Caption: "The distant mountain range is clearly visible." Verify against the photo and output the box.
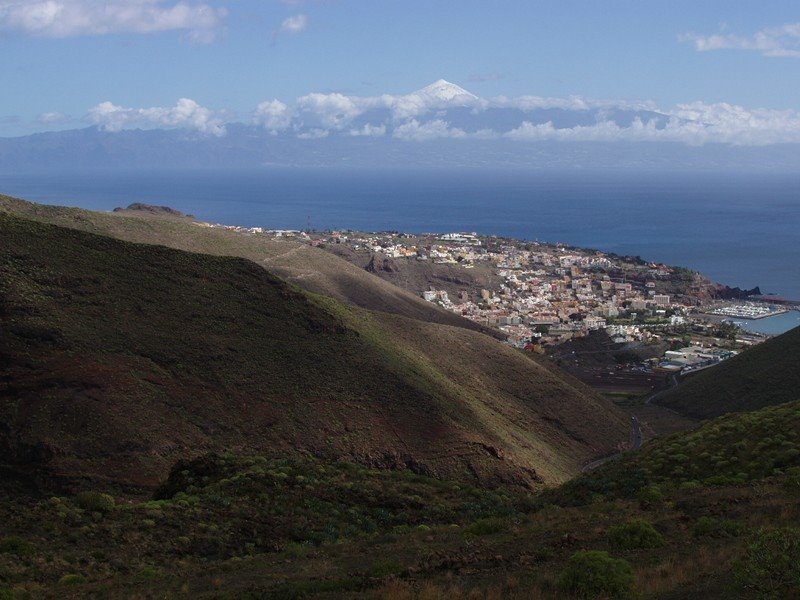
[4,80,800,171]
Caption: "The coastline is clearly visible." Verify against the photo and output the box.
[1,168,798,299]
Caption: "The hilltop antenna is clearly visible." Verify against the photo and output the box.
[306,215,311,233]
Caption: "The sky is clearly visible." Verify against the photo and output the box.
[2,0,800,140]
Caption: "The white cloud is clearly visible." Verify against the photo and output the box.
[297,128,329,139]
[680,23,800,58]
[37,111,68,124]
[503,103,800,147]
[88,98,225,135]
[297,92,368,128]
[0,0,227,42]
[392,119,467,142]
[491,94,658,112]
[279,13,307,34]
[253,99,292,132]
[349,123,386,137]
[293,82,800,146]
[504,119,661,143]
[666,102,800,145]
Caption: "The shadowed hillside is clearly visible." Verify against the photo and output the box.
[654,326,800,420]
[0,194,502,339]
[0,213,628,493]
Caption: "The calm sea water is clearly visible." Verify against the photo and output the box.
[2,168,799,303]
[731,310,800,335]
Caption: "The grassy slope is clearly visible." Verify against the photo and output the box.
[0,213,628,492]
[0,194,502,339]
[655,325,800,420]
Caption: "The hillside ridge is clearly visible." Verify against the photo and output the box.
[0,193,503,339]
[0,211,629,493]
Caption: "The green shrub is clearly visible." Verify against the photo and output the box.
[0,535,34,557]
[636,485,663,509]
[283,542,309,559]
[464,517,507,536]
[59,574,87,586]
[75,491,115,513]
[734,528,800,597]
[608,519,664,550]
[557,550,636,599]
[784,467,800,493]
[0,587,12,600]
[693,516,744,538]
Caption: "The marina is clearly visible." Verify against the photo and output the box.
[709,301,788,320]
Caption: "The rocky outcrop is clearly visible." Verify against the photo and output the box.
[714,285,761,300]
[113,203,193,218]
[365,254,399,273]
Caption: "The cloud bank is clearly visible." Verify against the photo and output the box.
[504,103,800,146]
[0,0,227,42]
[88,98,225,135]
[80,81,800,146]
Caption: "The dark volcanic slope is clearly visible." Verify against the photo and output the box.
[0,213,628,492]
[656,325,800,420]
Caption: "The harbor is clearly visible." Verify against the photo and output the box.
[728,309,800,336]
[708,301,789,320]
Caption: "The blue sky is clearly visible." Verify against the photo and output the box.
[2,0,800,137]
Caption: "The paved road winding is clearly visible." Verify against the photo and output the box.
[644,373,680,406]
[582,371,692,473]
[582,415,643,472]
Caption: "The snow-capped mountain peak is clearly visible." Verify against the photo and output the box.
[415,79,479,103]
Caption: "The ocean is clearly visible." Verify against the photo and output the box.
[2,168,799,301]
